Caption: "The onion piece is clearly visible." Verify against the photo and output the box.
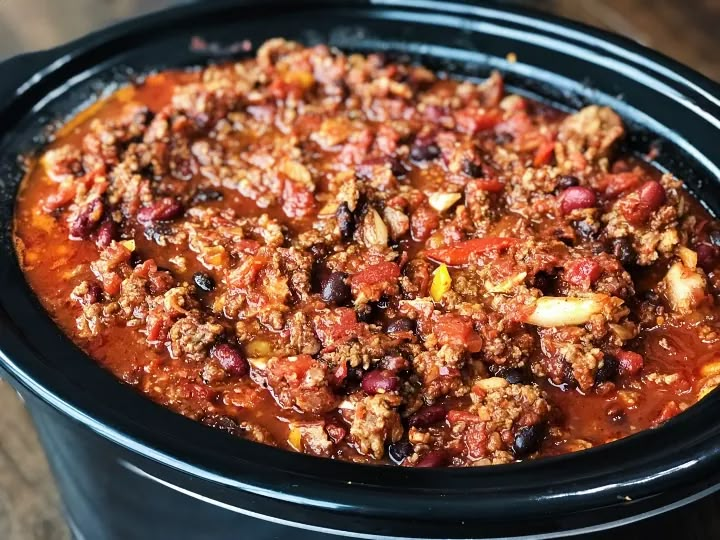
[525,294,618,327]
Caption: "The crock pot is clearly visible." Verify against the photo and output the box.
[1,1,720,538]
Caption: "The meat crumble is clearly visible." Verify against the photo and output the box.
[13,39,720,466]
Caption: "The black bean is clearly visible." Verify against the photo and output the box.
[336,202,355,242]
[501,367,528,385]
[193,272,215,292]
[533,271,554,294]
[410,141,440,161]
[388,441,414,464]
[574,220,598,241]
[595,354,619,384]
[387,317,416,334]
[356,303,377,323]
[611,238,635,266]
[192,189,224,204]
[461,159,484,178]
[709,230,720,248]
[322,272,351,305]
[512,423,546,458]
[556,175,580,191]
[389,157,408,178]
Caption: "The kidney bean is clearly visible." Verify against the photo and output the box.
[408,404,446,428]
[211,343,249,377]
[512,423,546,458]
[193,272,215,292]
[415,450,448,467]
[595,354,619,384]
[356,303,377,323]
[696,243,719,272]
[556,174,580,191]
[95,219,117,248]
[388,441,414,464]
[69,199,104,239]
[137,197,184,224]
[325,423,347,444]
[387,317,416,334]
[361,370,400,394]
[560,186,597,214]
[638,181,666,211]
[322,271,351,305]
[336,202,355,241]
[81,282,103,306]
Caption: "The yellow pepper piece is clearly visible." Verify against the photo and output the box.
[288,425,303,451]
[430,263,452,302]
[119,239,136,252]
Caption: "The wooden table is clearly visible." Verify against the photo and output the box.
[0,1,717,538]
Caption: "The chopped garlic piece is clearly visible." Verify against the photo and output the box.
[663,261,707,314]
[428,192,462,213]
[430,263,452,301]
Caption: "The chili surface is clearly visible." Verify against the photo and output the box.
[13,40,720,466]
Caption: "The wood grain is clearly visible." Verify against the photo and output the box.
[0,1,718,539]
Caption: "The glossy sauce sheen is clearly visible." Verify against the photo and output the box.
[13,40,720,466]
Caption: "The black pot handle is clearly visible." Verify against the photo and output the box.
[0,47,71,119]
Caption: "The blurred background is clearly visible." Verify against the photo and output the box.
[0,0,718,80]
[0,1,717,539]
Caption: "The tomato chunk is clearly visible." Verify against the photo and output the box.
[433,314,483,353]
[349,262,401,286]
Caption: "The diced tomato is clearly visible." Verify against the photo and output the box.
[134,259,158,278]
[603,172,643,198]
[410,206,440,242]
[330,361,348,386]
[453,107,503,134]
[282,180,315,218]
[533,139,556,167]
[349,262,401,286]
[496,111,533,138]
[617,350,644,376]
[314,308,359,347]
[433,314,483,353]
[43,182,77,211]
[652,401,681,427]
[469,177,505,193]
[566,258,602,287]
[424,237,520,266]
[464,423,489,460]
[101,273,122,296]
[227,256,268,288]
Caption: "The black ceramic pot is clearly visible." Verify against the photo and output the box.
[2,1,720,539]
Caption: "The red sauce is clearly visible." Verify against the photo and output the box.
[13,39,720,466]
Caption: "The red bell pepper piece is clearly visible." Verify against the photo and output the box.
[424,237,520,265]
